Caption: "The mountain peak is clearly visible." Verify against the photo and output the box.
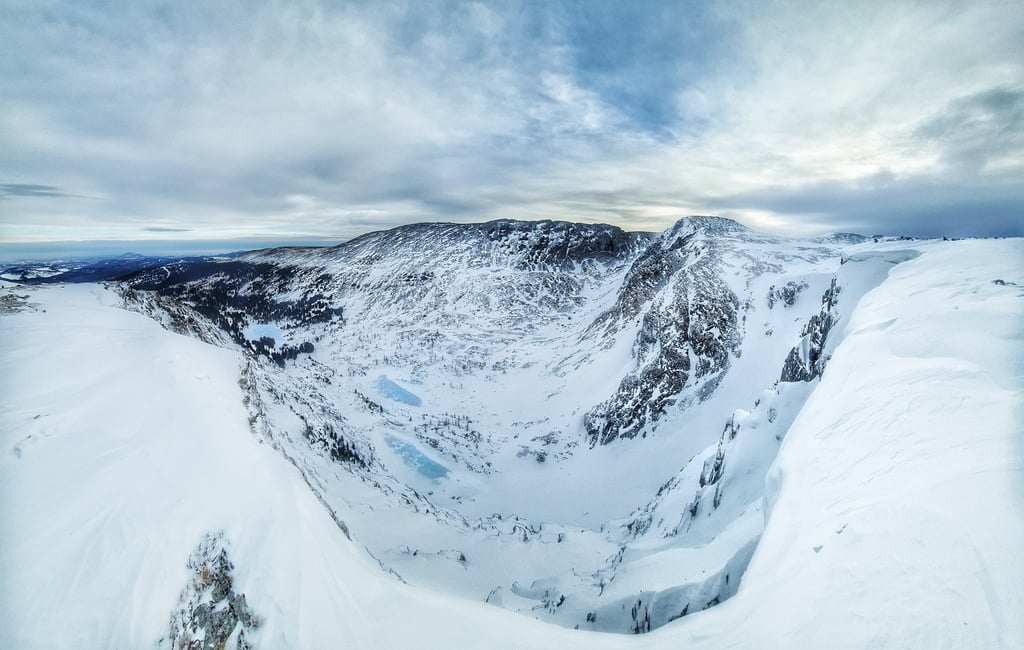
[669,215,750,236]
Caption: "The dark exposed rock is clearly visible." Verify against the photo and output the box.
[626,513,653,538]
[699,442,726,487]
[0,291,39,314]
[630,598,652,634]
[780,277,841,382]
[160,532,261,650]
[336,219,648,271]
[688,495,700,519]
[479,219,648,269]
[723,412,741,440]
[584,219,743,445]
[766,280,808,309]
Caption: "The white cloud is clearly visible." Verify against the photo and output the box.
[0,0,1020,243]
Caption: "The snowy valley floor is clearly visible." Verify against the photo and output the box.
[1,238,1022,648]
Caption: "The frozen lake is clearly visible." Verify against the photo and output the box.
[377,376,422,407]
[243,322,287,345]
[385,435,449,479]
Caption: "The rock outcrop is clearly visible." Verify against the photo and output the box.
[584,219,743,445]
[780,277,841,382]
[160,533,261,650]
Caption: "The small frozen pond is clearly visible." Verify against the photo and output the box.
[243,322,287,345]
[385,435,449,479]
[377,376,422,407]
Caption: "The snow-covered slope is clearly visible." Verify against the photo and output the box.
[2,229,1021,647]
[664,238,1024,647]
[110,217,871,632]
[0,283,623,649]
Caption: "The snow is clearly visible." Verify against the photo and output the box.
[1,236,1022,647]
[663,238,1024,647]
[0,284,620,649]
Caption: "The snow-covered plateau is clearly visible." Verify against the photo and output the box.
[1,218,1021,648]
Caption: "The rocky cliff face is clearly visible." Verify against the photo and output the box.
[584,219,744,445]
[780,277,841,382]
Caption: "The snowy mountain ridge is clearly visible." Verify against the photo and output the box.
[2,220,1021,647]
[108,216,889,633]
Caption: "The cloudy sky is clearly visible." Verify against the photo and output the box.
[1,0,1022,247]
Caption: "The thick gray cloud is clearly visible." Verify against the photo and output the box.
[0,184,79,199]
[0,0,1021,244]
[913,86,1024,174]
[143,226,191,233]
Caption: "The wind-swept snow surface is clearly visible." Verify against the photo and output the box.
[668,239,1024,647]
[0,284,620,649]
[1,236,1021,648]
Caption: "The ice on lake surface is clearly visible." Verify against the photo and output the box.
[243,322,286,344]
[377,375,422,406]
[385,435,449,479]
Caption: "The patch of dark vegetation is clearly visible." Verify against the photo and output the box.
[122,260,336,364]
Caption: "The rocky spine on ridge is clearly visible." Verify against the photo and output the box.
[780,277,841,382]
[583,219,744,445]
